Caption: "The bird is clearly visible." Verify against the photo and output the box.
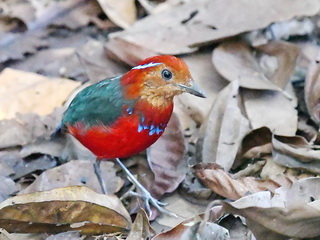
[56,55,206,217]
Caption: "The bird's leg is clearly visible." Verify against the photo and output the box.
[93,159,107,194]
[115,158,177,218]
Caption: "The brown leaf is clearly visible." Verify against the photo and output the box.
[0,176,17,202]
[153,212,228,240]
[97,0,137,29]
[10,155,57,181]
[154,192,208,230]
[146,113,187,199]
[243,89,298,136]
[305,49,320,123]
[77,39,129,83]
[0,0,35,29]
[0,112,62,149]
[51,1,103,29]
[256,41,301,89]
[212,41,281,91]
[0,186,131,234]
[12,48,78,79]
[109,0,320,55]
[174,49,228,130]
[272,134,320,174]
[0,33,48,63]
[0,0,105,63]
[0,68,80,120]
[105,37,158,66]
[196,81,250,171]
[234,127,272,169]
[19,160,123,195]
[221,178,320,239]
[127,209,156,240]
[195,163,293,200]
[45,232,84,240]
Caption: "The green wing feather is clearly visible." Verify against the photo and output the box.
[61,76,134,129]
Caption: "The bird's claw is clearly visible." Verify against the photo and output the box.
[121,190,177,218]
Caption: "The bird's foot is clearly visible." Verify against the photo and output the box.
[115,158,177,218]
[93,160,107,194]
[121,190,177,218]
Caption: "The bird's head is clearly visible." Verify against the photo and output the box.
[121,55,206,107]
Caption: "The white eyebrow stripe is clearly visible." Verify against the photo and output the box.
[132,62,162,70]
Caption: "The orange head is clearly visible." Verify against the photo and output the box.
[121,55,206,107]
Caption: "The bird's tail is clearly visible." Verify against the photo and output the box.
[51,123,64,140]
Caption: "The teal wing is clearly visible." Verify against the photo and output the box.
[61,76,134,129]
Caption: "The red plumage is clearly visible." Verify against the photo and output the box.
[68,100,173,159]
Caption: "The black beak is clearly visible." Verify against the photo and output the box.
[177,82,207,98]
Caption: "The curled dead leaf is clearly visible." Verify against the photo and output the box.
[196,81,250,171]
[19,160,123,195]
[105,37,158,66]
[234,127,272,169]
[212,41,281,91]
[256,41,300,89]
[109,0,320,55]
[272,134,320,174]
[0,186,131,234]
[243,89,298,136]
[0,68,80,120]
[146,113,187,199]
[153,210,228,240]
[305,50,320,124]
[127,208,155,240]
[0,111,62,149]
[221,178,320,239]
[195,163,293,200]
[97,0,137,29]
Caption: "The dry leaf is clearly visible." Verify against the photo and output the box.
[234,127,272,169]
[0,112,62,149]
[221,178,320,239]
[153,212,228,240]
[272,134,320,174]
[195,163,292,201]
[13,39,128,83]
[0,0,104,63]
[0,0,99,30]
[146,113,187,199]
[52,1,103,29]
[0,176,17,202]
[0,68,80,120]
[0,33,47,63]
[219,215,252,240]
[174,49,228,130]
[109,0,320,55]
[155,192,207,229]
[12,48,78,78]
[305,50,320,123]
[212,41,281,91]
[97,0,137,29]
[243,89,298,136]
[127,209,156,240]
[19,160,123,195]
[256,41,300,89]
[0,186,131,234]
[197,81,250,171]
[0,0,35,29]
[77,39,128,83]
[10,155,57,181]
[105,37,158,66]
[46,232,84,240]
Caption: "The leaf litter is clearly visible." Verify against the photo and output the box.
[1,0,320,239]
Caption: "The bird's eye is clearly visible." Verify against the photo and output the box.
[161,69,173,81]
